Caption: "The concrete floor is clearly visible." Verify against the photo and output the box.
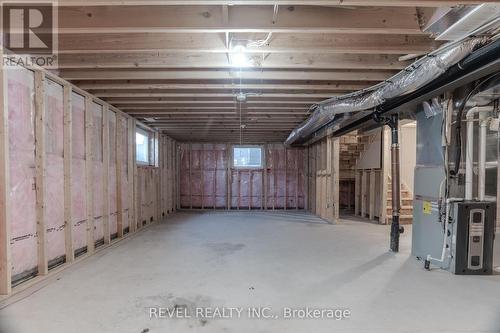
[1,211,499,333]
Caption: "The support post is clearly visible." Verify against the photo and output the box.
[0,55,11,294]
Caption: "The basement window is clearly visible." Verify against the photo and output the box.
[136,127,157,166]
[233,146,263,168]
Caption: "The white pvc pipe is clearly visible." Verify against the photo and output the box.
[427,197,463,265]
[478,112,488,201]
[465,106,492,200]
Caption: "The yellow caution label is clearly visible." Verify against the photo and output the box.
[423,201,432,215]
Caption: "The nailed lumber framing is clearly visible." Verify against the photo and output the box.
[332,137,340,223]
[115,114,124,237]
[0,53,12,295]
[34,71,48,276]
[263,144,268,210]
[380,128,390,225]
[63,84,75,261]
[85,96,96,254]
[354,170,360,216]
[102,105,111,244]
[361,170,367,218]
[1,63,171,299]
[128,118,136,232]
[369,169,376,221]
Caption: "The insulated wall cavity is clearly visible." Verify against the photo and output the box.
[71,92,87,251]
[7,68,37,279]
[45,79,65,263]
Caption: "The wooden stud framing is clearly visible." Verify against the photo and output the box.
[0,64,168,298]
[226,144,231,209]
[34,71,48,276]
[128,118,136,231]
[361,170,367,218]
[201,144,204,210]
[380,128,390,224]
[354,170,360,216]
[189,143,192,209]
[102,105,111,244]
[284,147,288,210]
[213,143,217,210]
[84,96,95,254]
[115,114,123,237]
[263,144,268,210]
[332,137,340,223]
[63,84,75,261]
[0,52,12,295]
[369,169,376,220]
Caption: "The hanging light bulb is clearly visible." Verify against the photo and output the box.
[230,45,251,67]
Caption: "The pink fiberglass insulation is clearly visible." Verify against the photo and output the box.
[92,102,104,241]
[214,145,228,208]
[8,68,37,276]
[45,79,65,262]
[71,92,87,251]
[179,143,304,209]
[179,144,228,209]
[179,143,190,208]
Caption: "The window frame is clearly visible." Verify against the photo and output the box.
[232,145,264,169]
[135,125,158,166]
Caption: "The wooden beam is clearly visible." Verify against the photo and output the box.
[57,53,408,70]
[85,96,95,254]
[57,5,424,35]
[63,84,75,262]
[9,0,486,6]
[58,33,440,55]
[60,69,397,81]
[75,82,372,91]
[94,92,340,99]
[34,71,48,276]
[0,50,12,295]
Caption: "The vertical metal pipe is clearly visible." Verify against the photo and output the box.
[390,114,402,252]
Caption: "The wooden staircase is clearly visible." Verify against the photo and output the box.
[339,132,370,177]
[386,178,413,224]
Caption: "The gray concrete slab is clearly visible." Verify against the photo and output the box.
[1,211,499,333]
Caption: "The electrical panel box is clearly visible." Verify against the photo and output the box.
[449,202,496,275]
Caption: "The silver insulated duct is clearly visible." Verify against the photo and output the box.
[285,37,488,145]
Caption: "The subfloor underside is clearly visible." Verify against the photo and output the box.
[1,211,499,333]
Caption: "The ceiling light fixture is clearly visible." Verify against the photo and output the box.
[230,45,251,67]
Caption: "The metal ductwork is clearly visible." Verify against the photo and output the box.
[424,4,500,41]
[285,36,489,146]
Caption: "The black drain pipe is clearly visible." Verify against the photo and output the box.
[374,112,404,252]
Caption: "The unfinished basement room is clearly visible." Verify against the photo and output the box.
[0,1,500,332]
